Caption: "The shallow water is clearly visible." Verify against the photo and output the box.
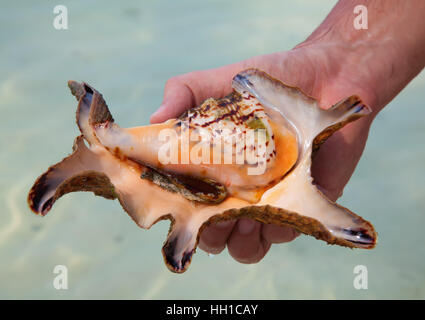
[0,0,424,299]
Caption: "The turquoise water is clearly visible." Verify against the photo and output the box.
[1,0,424,299]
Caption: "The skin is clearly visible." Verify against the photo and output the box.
[150,0,425,264]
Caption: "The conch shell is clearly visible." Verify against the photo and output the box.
[28,69,377,273]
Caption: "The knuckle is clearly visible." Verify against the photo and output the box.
[165,71,200,89]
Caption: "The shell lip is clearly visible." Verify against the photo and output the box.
[162,242,195,273]
[330,226,377,249]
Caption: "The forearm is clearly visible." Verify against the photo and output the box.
[298,0,425,113]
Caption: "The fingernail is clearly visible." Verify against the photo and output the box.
[238,218,255,235]
[215,221,232,229]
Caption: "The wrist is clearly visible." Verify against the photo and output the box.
[293,39,382,114]
[296,0,425,114]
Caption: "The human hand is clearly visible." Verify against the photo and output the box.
[150,42,377,263]
[150,0,425,264]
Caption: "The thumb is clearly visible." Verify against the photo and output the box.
[150,78,196,123]
[150,64,245,124]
